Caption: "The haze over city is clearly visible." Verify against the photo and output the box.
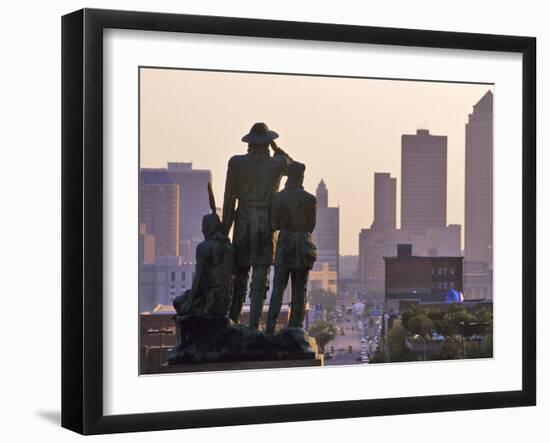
[140,67,493,254]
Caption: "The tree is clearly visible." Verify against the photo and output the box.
[309,288,337,316]
[368,347,385,364]
[308,320,338,353]
[386,322,416,362]
[439,336,463,360]
[406,311,433,338]
[437,304,476,336]
[479,334,493,358]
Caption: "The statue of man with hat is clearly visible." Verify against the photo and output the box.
[222,122,293,329]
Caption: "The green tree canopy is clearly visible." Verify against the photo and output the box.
[437,305,476,336]
[402,310,433,338]
[439,336,463,360]
[308,320,338,353]
[386,321,416,362]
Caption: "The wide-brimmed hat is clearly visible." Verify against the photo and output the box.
[241,122,279,144]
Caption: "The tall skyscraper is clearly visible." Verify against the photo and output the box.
[316,179,328,208]
[166,162,212,261]
[358,172,399,295]
[313,180,339,293]
[465,91,493,268]
[141,163,212,261]
[401,129,447,236]
[139,170,180,257]
[372,172,396,230]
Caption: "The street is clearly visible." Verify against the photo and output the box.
[325,302,381,366]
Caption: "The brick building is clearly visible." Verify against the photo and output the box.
[384,244,463,312]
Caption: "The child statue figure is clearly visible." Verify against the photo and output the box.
[266,162,317,335]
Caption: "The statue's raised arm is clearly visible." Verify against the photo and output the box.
[269,140,293,164]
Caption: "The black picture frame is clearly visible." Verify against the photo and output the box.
[61,8,536,435]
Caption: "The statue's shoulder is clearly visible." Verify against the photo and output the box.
[303,190,317,204]
[195,239,212,257]
[227,153,248,167]
[206,233,234,250]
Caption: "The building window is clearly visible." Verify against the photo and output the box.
[181,272,186,281]
[450,268,455,275]
[170,272,176,281]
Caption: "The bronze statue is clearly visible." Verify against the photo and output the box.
[173,183,234,320]
[266,162,317,334]
[222,122,292,329]
[168,132,320,366]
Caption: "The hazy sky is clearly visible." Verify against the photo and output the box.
[140,68,493,255]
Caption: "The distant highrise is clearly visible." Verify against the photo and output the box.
[139,256,195,311]
[401,129,447,236]
[166,163,212,261]
[308,262,338,294]
[359,171,402,295]
[313,180,339,292]
[141,163,212,261]
[465,91,493,268]
[339,255,359,280]
[316,179,328,208]
[139,223,156,264]
[139,171,180,257]
[410,225,461,257]
[372,172,396,230]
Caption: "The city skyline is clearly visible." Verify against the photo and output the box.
[140,67,493,254]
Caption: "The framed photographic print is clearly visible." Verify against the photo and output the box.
[61,8,536,435]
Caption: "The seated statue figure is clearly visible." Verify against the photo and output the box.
[173,183,234,320]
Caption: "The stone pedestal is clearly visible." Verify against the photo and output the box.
[159,357,323,374]
[167,316,322,367]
